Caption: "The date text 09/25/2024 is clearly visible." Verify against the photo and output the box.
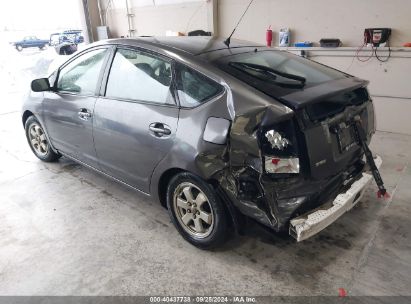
[149,296,256,303]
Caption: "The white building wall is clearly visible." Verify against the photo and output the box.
[103,0,209,37]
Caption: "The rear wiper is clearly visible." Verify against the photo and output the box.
[229,61,306,87]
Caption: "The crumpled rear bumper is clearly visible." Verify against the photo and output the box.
[289,155,382,242]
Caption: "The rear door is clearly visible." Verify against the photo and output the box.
[42,47,111,168]
[93,47,179,193]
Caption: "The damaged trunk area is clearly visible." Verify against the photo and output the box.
[219,79,376,236]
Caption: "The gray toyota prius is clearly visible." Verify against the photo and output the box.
[23,36,381,249]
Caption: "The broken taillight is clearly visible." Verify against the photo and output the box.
[260,119,300,175]
[265,156,300,174]
[265,130,291,150]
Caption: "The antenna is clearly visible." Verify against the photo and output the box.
[224,0,255,48]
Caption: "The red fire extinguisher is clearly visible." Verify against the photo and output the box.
[266,26,273,47]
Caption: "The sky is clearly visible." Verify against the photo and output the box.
[0,0,82,32]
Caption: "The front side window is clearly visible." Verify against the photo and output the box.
[176,64,224,108]
[105,48,173,104]
[57,48,108,95]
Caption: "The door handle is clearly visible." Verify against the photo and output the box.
[149,123,171,137]
[78,108,92,120]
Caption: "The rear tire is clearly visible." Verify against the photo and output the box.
[25,116,61,162]
[60,47,68,55]
[167,172,229,249]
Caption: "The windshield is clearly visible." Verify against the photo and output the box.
[216,50,349,97]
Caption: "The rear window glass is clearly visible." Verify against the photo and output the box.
[225,50,346,85]
[176,64,224,107]
[216,50,350,99]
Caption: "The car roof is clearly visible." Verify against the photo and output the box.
[103,36,262,56]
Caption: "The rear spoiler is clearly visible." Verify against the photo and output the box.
[279,77,369,110]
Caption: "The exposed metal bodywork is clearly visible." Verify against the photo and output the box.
[22,37,378,240]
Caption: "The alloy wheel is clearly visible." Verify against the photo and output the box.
[173,182,214,238]
[29,123,49,156]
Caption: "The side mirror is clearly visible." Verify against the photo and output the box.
[31,78,51,92]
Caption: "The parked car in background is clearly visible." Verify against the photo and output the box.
[50,30,84,55]
[12,36,49,51]
[23,37,379,249]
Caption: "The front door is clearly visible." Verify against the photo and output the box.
[93,47,179,193]
[43,47,110,168]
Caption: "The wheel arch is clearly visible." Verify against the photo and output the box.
[156,168,244,233]
[157,168,218,208]
[23,112,59,155]
[157,168,186,208]
[207,177,246,234]
[22,110,34,127]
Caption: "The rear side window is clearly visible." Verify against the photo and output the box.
[105,48,174,105]
[176,64,224,108]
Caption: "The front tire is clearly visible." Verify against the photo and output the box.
[16,45,23,51]
[167,172,229,249]
[25,116,60,162]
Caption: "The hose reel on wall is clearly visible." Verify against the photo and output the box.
[357,28,392,62]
